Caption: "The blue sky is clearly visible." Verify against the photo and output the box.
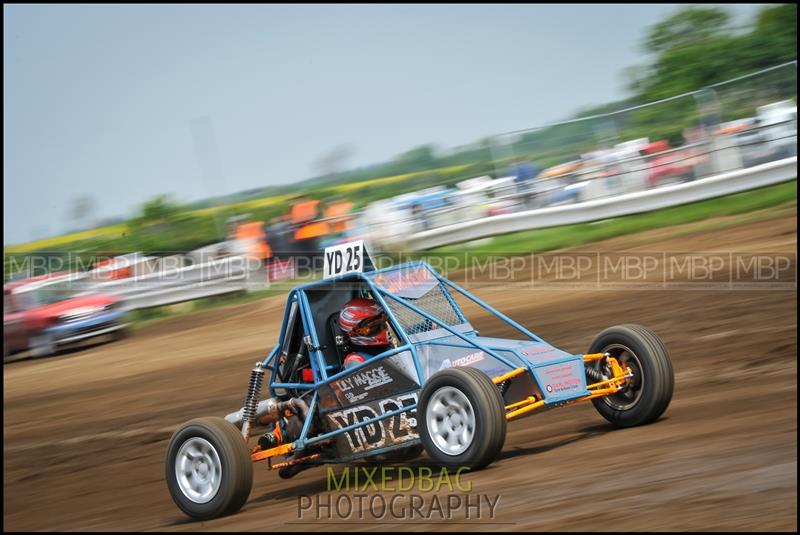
[3,4,763,244]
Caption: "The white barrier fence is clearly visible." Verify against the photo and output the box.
[402,156,798,251]
[47,157,795,310]
[86,255,266,310]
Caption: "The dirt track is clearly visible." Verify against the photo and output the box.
[3,211,798,532]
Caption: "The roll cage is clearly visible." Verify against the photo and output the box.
[250,261,631,464]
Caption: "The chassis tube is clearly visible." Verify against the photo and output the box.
[434,273,547,344]
[367,279,427,385]
[294,391,319,449]
[377,288,534,375]
[297,290,327,381]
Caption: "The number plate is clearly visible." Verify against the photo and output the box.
[323,240,368,279]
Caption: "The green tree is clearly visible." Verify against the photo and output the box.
[644,6,731,54]
[750,4,797,65]
[631,4,796,103]
[138,195,180,224]
[392,145,439,173]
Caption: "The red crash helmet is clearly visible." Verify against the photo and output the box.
[339,297,389,346]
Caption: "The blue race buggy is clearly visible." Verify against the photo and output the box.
[165,253,674,520]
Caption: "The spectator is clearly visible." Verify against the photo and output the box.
[512,157,542,208]
[411,201,429,231]
[266,215,291,262]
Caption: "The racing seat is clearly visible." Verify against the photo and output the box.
[325,312,350,371]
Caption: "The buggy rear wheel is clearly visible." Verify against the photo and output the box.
[165,417,253,520]
[588,324,674,428]
[418,367,506,470]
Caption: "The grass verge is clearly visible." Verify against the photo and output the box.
[429,180,797,259]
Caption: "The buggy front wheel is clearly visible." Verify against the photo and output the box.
[418,367,506,470]
[165,417,253,520]
[588,324,674,428]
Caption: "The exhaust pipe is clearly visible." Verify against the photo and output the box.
[225,397,307,428]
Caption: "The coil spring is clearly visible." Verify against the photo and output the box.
[497,380,510,395]
[242,364,265,425]
[586,366,606,382]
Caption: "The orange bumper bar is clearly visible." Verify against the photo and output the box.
[495,354,631,421]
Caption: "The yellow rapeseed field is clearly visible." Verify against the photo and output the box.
[4,224,129,254]
[4,163,473,253]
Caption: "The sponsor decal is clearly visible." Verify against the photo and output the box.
[344,390,369,403]
[326,360,419,409]
[521,345,556,356]
[327,393,419,453]
[335,366,393,393]
[438,351,485,371]
[520,344,568,363]
[545,378,582,394]
[372,267,438,298]
[540,361,584,396]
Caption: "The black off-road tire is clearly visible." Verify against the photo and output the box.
[165,417,253,520]
[418,367,506,470]
[588,324,674,428]
[113,323,131,341]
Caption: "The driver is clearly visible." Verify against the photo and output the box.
[338,297,392,369]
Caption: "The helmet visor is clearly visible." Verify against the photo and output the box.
[352,313,387,337]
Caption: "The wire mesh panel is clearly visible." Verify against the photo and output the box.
[384,284,468,337]
[370,265,472,340]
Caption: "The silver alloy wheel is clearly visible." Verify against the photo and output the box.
[426,386,476,456]
[29,334,55,358]
[601,343,645,411]
[175,437,222,504]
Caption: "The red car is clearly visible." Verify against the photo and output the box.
[641,140,697,188]
[3,272,128,358]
